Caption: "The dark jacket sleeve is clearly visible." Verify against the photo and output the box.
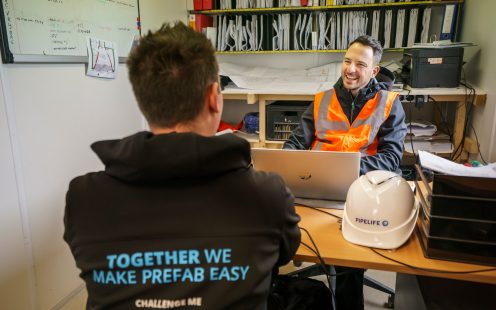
[360,96,407,174]
[283,102,316,150]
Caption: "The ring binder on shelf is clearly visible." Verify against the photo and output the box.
[440,4,457,40]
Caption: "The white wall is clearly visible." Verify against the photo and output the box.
[461,0,496,162]
[0,63,142,309]
[0,75,32,309]
[140,0,189,32]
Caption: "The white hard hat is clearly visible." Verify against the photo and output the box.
[342,170,419,249]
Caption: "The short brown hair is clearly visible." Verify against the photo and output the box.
[127,22,218,127]
[348,35,383,65]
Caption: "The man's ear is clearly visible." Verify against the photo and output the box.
[206,82,221,113]
[371,65,380,78]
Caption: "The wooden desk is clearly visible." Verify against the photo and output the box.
[294,206,496,284]
[223,86,487,160]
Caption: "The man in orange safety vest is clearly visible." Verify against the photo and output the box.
[284,35,407,310]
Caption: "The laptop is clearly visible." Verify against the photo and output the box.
[251,148,360,209]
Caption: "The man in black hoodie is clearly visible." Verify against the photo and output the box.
[64,22,301,309]
[284,36,407,310]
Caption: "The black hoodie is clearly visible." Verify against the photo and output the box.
[64,132,301,309]
[284,67,407,174]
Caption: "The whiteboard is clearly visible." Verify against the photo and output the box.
[0,0,140,63]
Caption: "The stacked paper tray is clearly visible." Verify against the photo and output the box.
[415,166,496,266]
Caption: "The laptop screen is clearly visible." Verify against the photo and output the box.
[251,148,360,201]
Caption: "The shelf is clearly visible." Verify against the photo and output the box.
[233,131,260,143]
[191,1,463,15]
[216,48,404,55]
[264,140,285,149]
[221,87,485,160]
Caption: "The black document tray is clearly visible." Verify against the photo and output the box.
[417,222,496,267]
[418,189,496,243]
[415,165,496,266]
[416,165,496,221]
[432,174,496,198]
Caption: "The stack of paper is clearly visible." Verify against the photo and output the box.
[404,139,453,154]
[419,151,496,178]
[219,62,340,93]
[404,121,453,155]
[406,121,437,137]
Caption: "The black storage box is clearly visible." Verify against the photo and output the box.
[266,101,309,141]
[415,167,496,266]
[403,48,464,88]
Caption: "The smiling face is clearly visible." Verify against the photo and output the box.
[341,42,380,96]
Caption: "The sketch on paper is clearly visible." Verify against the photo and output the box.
[86,37,117,79]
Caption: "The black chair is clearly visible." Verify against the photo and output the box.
[287,264,395,308]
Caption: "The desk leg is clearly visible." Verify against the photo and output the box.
[452,100,466,162]
[394,274,427,310]
[259,98,266,146]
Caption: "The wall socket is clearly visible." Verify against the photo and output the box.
[415,95,429,108]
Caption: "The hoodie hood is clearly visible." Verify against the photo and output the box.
[374,66,396,91]
[91,131,251,184]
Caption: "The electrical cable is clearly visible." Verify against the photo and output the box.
[406,89,418,164]
[470,123,488,165]
[454,83,474,160]
[428,96,452,142]
[450,83,469,160]
[451,68,476,161]
[296,203,343,221]
[458,78,486,164]
[299,227,335,298]
[298,206,496,277]
[298,241,360,277]
[370,248,496,274]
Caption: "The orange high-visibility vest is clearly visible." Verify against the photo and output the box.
[311,89,397,156]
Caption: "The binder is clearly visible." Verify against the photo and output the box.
[329,12,336,50]
[371,10,380,41]
[406,8,419,47]
[440,4,457,40]
[195,14,213,33]
[257,15,264,50]
[420,7,431,43]
[320,12,328,49]
[383,10,393,48]
[194,0,203,10]
[205,27,217,47]
[203,0,213,10]
[394,9,405,48]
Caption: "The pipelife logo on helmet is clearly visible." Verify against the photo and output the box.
[354,218,389,227]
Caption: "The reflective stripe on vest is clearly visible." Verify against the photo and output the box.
[311,89,397,156]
